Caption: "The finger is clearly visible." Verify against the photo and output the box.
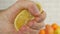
[28,4,40,17]
[27,20,45,30]
[18,25,28,34]
[18,25,37,34]
[19,25,32,33]
[34,11,46,23]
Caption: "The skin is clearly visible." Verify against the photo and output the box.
[0,0,46,34]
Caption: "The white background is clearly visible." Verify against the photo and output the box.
[0,0,60,25]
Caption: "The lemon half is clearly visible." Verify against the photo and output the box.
[14,3,43,31]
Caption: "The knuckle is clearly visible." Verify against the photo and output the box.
[28,2,35,7]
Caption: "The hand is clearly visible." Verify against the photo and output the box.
[0,0,46,34]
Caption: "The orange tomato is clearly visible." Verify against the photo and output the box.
[39,29,45,34]
[52,23,58,30]
[45,24,54,34]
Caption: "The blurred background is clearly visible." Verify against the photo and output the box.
[0,0,60,25]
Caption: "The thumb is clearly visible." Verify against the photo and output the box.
[1,1,24,23]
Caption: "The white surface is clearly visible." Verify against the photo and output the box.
[0,0,60,25]
[0,0,16,10]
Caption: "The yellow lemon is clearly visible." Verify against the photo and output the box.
[14,3,43,31]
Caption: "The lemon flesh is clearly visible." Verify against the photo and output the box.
[14,3,43,31]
